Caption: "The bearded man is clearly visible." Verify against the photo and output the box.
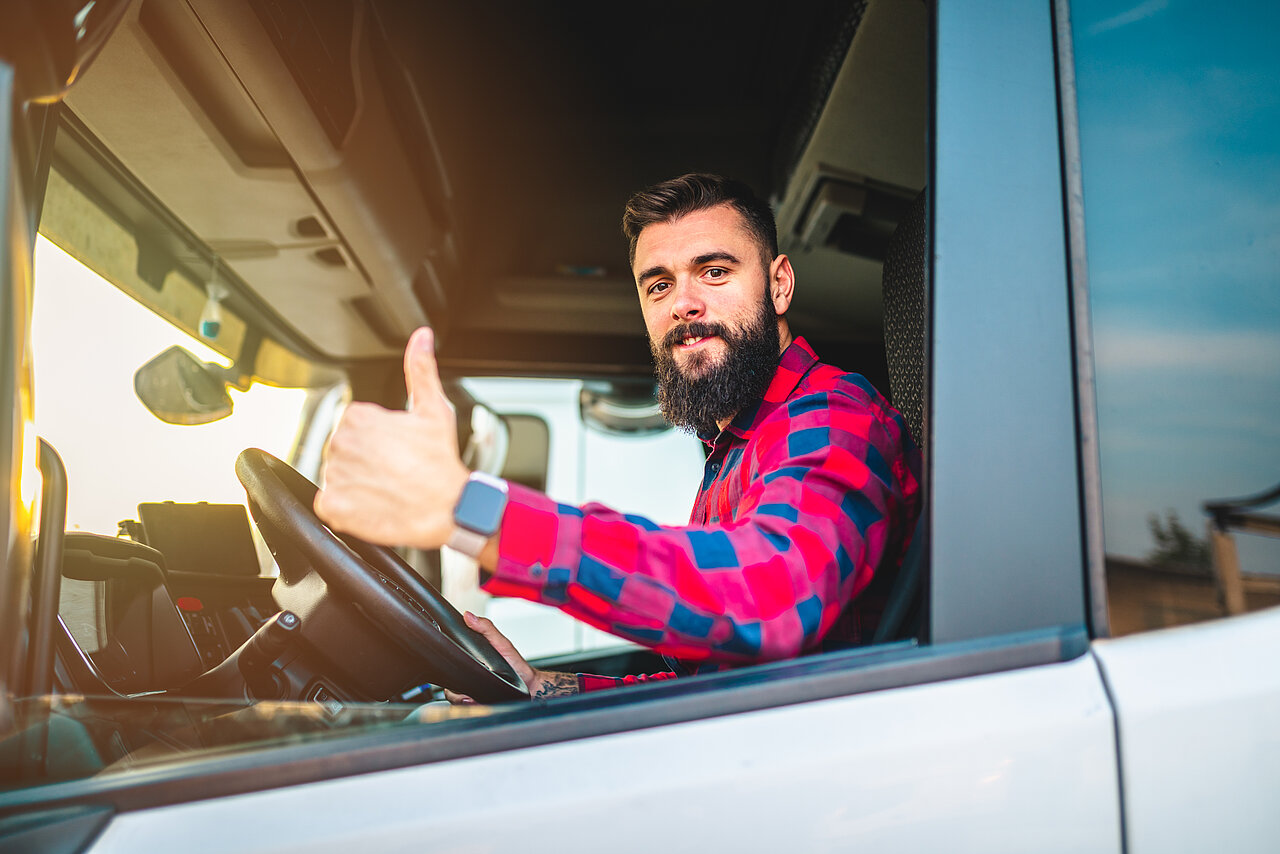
[315,173,921,701]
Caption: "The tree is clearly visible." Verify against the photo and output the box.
[1146,509,1210,569]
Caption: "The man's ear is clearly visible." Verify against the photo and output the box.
[769,254,796,315]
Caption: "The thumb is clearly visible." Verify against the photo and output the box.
[404,326,445,415]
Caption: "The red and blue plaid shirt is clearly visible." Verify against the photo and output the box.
[484,337,921,692]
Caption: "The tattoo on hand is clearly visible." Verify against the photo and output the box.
[532,671,579,699]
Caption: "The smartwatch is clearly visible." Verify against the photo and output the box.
[447,471,509,557]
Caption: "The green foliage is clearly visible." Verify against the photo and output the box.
[1146,509,1210,568]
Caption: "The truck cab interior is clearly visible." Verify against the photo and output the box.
[3,0,927,789]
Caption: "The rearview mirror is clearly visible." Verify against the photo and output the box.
[133,346,234,425]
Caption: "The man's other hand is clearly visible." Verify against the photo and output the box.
[445,612,580,704]
[314,327,469,550]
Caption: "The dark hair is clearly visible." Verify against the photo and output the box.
[621,173,778,267]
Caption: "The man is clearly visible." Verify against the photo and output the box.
[315,173,921,701]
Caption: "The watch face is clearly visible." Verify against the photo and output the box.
[457,480,508,534]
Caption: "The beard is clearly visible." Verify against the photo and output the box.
[650,293,782,436]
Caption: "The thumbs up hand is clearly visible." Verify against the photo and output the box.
[315,327,469,550]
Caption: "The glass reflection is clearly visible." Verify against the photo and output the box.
[1073,0,1280,632]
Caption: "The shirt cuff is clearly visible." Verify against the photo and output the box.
[578,671,680,692]
[578,673,623,692]
[480,481,569,599]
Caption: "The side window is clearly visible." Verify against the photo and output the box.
[1073,3,1280,634]
[500,414,551,493]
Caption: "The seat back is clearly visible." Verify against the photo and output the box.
[881,189,927,449]
[61,533,204,692]
[872,189,928,644]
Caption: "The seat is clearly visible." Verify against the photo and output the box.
[60,533,204,693]
[872,189,929,644]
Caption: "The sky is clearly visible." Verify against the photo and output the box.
[1072,0,1280,568]
[30,237,308,540]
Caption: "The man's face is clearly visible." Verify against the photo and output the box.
[632,204,787,434]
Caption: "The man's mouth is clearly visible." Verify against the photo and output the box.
[658,323,727,361]
[676,334,716,350]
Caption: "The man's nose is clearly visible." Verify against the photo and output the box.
[670,280,705,320]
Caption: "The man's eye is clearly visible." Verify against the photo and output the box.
[648,281,671,296]
[706,268,727,280]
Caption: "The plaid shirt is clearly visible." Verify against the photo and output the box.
[484,337,921,692]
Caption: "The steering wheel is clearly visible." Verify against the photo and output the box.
[234,448,528,704]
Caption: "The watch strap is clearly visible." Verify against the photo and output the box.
[446,525,492,558]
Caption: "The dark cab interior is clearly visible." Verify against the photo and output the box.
[2,0,928,787]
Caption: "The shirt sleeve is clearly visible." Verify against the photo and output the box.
[577,671,678,693]
[483,389,920,665]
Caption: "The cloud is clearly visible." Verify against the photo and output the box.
[1092,326,1280,376]
[1086,0,1170,36]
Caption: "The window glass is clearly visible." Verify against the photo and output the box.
[1073,1,1280,633]
[31,236,310,569]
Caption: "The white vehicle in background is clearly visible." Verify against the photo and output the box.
[448,377,704,660]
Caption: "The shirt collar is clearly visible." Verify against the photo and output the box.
[699,336,819,446]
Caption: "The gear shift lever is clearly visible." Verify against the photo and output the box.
[238,610,300,700]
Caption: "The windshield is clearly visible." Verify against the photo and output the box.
[31,236,310,564]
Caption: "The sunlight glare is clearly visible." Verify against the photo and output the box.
[31,236,311,538]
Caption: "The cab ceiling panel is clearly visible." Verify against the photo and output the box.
[64,0,442,360]
[373,0,894,377]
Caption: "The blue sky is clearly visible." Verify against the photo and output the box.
[1072,0,1280,565]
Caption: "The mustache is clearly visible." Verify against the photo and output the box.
[660,321,730,350]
